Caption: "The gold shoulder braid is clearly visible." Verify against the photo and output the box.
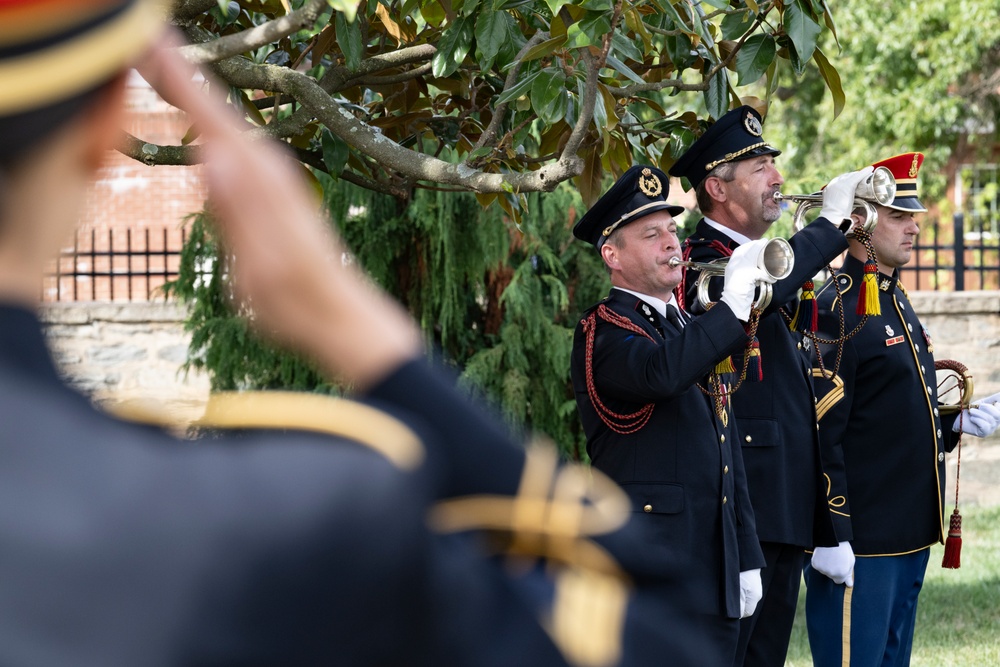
[428,443,631,667]
[109,392,425,471]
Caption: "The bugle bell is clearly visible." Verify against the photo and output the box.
[668,237,795,311]
[936,359,975,416]
[774,166,897,235]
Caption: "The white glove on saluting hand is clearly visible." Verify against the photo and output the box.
[719,239,776,321]
[739,569,762,619]
[811,541,855,587]
[818,166,874,225]
[953,400,1000,438]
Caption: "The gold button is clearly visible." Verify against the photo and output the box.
[720,434,726,443]
[797,342,802,350]
[722,496,728,504]
[644,504,652,513]
[724,465,729,474]
[745,435,752,443]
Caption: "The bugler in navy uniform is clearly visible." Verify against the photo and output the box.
[570,164,775,665]
[0,3,756,665]
[668,105,876,667]
[806,152,1000,667]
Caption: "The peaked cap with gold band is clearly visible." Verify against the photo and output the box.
[668,105,781,190]
[871,152,927,213]
[572,165,684,249]
[0,0,165,161]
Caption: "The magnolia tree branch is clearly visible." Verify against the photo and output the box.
[470,31,549,154]
[126,44,580,193]
[560,49,599,160]
[179,0,328,65]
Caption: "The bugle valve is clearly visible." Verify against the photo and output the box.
[774,166,897,235]
[668,237,795,311]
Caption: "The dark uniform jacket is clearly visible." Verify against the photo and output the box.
[0,303,706,667]
[813,255,959,555]
[571,288,765,620]
[679,218,848,549]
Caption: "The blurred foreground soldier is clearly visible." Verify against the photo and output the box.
[806,152,1000,667]
[570,165,776,665]
[0,2,716,665]
[668,105,875,667]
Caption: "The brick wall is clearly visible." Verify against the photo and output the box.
[44,78,207,302]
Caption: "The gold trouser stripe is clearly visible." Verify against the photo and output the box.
[842,579,854,667]
[195,391,424,470]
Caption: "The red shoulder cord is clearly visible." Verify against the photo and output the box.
[581,304,656,434]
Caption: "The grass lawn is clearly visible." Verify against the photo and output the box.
[784,505,1000,666]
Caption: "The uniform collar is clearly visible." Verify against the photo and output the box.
[703,217,753,246]
[840,254,899,293]
[611,287,682,319]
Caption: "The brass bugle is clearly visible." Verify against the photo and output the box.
[774,166,897,235]
[668,237,795,310]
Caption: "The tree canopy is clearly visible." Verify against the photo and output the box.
[146,0,843,215]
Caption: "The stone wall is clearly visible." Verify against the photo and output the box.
[41,302,209,425]
[909,291,1000,507]
[41,293,1000,504]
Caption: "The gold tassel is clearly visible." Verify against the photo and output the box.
[715,356,736,374]
[857,259,881,316]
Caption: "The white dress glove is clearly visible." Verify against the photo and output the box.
[953,401,1000,438]
[719,239,774,321]
[818,166,875,225]
[811,541,855,587]
[739,568,763,619]
[974,391,1000,406]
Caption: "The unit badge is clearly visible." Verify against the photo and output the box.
[744,112,763,137]
[638,168,662,197]
[885,325,894,337]
[922,325,935,353]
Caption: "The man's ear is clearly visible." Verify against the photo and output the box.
[703,176,726,203]
[600,243,619,271]
[77,74,129,170]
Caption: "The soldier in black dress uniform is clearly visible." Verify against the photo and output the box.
[0,3,735,664]
[668,105,876,667]
[806,152,1000,667]
[570,164,784,665]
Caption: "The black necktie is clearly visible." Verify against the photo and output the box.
[664,305,684,333]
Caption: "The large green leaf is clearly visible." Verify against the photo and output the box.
[812,46,845,119]
[720,8,755,41]
[475,11,515,71]
[495,70,542,104]
[432,16,475,78]
[530,69,569,125]
[785,0,822,63]
[565,13,611,49]
[326,0,359,22]
[605,54,645,85]
[321,129,350,177]
[519,35,567,63]
[703,66,729,120]
[735,33,775,85]
[335,11,363,71]
[610,29,644,64]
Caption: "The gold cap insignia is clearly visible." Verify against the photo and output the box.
[909,154,920,178]
[638,168,662,197]
[744,112,763,137]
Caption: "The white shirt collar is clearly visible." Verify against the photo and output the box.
[612,287,682,319]
[704,216,753,246]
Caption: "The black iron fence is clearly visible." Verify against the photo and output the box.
[42,215,999,302]
[43,227,187,302]
[899,213,1000,291]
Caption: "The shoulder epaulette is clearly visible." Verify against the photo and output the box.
[109,392,425,471]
